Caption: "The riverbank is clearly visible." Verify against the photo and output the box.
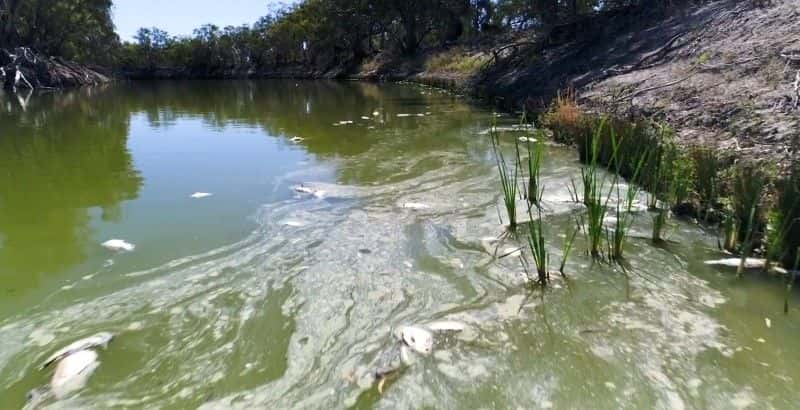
[351,0,799,171]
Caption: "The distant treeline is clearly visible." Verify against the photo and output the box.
[1,0,673,73]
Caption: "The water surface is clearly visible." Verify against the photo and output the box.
[1,81,798,409]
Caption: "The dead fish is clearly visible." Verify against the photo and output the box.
[101,239,135,252]
[402,202,430,210]
[292,184,326,198]
[26,333,114,407]
[289,136,304,143]
[40,332,113,370]
[190,192,213,199]
[395,325,433,355]
[704,258,766,269]
[425,320,466,333]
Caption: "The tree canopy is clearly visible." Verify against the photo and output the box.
[0,0,117,63]
[1,0,664,69]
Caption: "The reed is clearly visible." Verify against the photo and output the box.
[785,249,799,314]
[490,122,519,229]
[525,136,545,208]
[691,146,721,220]
[777,157,800,269]
[737,205,758,278]
[581,119,615,259]
[722,208,738,252]
[732,162,767,247]
[608,144,647,261]
[527,206,550,285]
[559,221,579,275]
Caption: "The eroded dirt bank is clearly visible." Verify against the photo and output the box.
[358,0,799,167]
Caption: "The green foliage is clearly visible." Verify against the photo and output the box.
[732,161,768,250]
[527,206,549,285]
[777,158,800,268]
[0,0,117,63]
[491,122,520,229]
[690,146,721,217]
[523,134,545,208]
[559,222,579,275]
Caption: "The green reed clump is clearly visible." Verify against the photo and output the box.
[691,146,721,220]
[650,133,692,242]
[490,122,519,229]
[608,143,648,261]
[732,161,768,252]
[527,206,550,285]
[777,157,800,269]
[524,136,545,208]
[737,205,758,278]
[581,119,614,258]
[721,207,738,252]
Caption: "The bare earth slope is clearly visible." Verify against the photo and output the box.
[472,0,799,166]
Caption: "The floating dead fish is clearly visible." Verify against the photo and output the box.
[289,136,304,143]
[292,184,326,198]
[425,320,466,333]
[396,113,413,118]
[704,258,766,269]
[373,321,467,394]
[101,239,135,252]
[518,136,537,143]
[337,120,354,125]
[27,333,114,406]
[282,220,306,227]
[50,350,100,399]
[402,202,430,210]
[361,116,371,120]
[40,332,113,369]
[372,111,380,116]
[396,325,433,355]
[190,192,213,199]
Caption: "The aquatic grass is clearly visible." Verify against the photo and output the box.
[732,161,768,253]
[691,146,721,220]
[526,206,550,285]
[721,208,738,252]
[607,143,648,261]
[652,208,668,243]
[525,136,545,208]
[490,121,520,229]
[581,119,615,259]
[785,249,799,314]
[777,157,800,268]
[559,222,579,275]
[737,205,758,278]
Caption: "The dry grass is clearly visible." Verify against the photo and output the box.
[540,89,585,144]
[426,49,490,75]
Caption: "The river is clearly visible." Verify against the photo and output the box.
[0,81,798,409]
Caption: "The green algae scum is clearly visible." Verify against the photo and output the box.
[2,81,800,409]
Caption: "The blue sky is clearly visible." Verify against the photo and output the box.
[113,0,292,41]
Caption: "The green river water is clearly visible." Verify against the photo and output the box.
[0,81,798,409]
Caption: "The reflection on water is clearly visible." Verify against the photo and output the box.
[0,87,142,293]
[1,82,799,409]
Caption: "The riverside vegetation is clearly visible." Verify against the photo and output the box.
[492,93,800,306]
